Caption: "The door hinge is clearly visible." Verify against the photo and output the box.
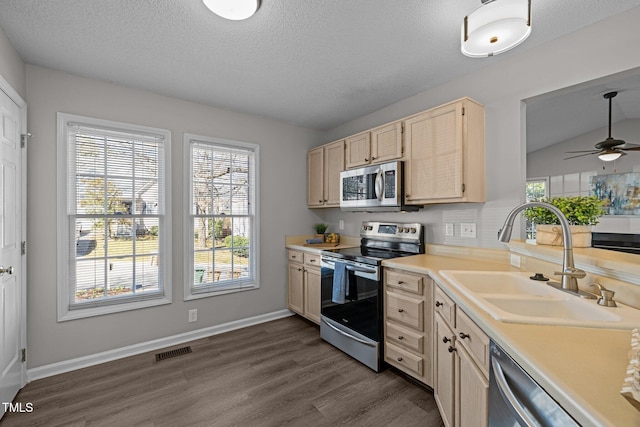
[21,132,32,148]
[21,348,26,363]
[21,241,26,255]
[462,107,465,116]
[462,183,466,193]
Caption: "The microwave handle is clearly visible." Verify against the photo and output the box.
[374,168,384,201]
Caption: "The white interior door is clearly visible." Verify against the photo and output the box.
[0,85,25,418]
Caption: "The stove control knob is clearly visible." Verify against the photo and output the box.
[410,228,417,233]
[368,225,373,230]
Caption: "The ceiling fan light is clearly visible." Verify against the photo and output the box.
[598,151,624,161]
[461,0,531,58]
[202,0,260,20]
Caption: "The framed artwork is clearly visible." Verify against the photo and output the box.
[591,172,640,215]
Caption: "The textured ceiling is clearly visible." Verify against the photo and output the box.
[1,0,640,130]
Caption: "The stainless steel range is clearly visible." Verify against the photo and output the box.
[320,221,424,371]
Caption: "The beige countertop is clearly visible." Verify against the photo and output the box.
[285,234,360,254]
[383,253,640,427]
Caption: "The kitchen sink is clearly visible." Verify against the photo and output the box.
[439,270,640,329]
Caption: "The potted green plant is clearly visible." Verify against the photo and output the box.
[314,223,329,241]
[524,196,605,247]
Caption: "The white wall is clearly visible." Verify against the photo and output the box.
[0,24,25,99]
[25,65,323,368]
[318,7,640,248]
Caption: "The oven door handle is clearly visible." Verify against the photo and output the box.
[321,319,376,347]
[491,357,540,426]
[322,259,377,275]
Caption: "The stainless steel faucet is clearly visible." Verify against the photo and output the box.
[498,201,587,295]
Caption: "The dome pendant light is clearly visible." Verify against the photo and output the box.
[202,0,261,21]
[461,0,531,58]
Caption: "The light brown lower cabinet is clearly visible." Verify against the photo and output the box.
[383,268,433,387]
[433,284,489,427]
[287,249,321,324]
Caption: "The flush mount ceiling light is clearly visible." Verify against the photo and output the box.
[461,0,532,58]
[202,0,260,20]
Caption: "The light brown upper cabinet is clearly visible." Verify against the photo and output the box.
[404,98,485,205]
[345,122,403,169]
[371,121,403,164]
[307,139,345,208]
[345,131,371,169]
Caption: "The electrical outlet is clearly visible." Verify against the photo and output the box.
[339,220,344,230]
[460,223,477,238]
[510,254,521,268]
[445,223,454,237]
[188,309,198,323]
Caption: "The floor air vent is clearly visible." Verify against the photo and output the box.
[155,346,192,362]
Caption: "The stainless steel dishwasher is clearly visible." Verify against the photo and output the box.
[489,340,580,426]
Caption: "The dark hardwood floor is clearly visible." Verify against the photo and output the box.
[2,315,444,427]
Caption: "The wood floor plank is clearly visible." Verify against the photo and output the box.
[2,316,444,426]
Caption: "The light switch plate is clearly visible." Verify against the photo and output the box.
[188,309,198,323]
[339,220,344,230]
[460,223,477,238]
[445,223,454,237]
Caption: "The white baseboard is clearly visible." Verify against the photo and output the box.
[27,309,294,382]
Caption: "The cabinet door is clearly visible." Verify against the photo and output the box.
[345,132,371,169]
[323,140,345,206]
[434,314,456,427]
[456,344,489,427]
[371,121,402,164]
[307,146,325,207]
[304,266,321,324]
[288,262,305,314]
[404,102,463,203]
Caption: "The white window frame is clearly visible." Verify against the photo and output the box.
[183,133,260,301]
[56,113,172,321]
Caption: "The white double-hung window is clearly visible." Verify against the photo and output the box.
[57,113,171,320]
[184,133,259,300]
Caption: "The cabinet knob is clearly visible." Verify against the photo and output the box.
[397,280,404,284]
[443,337,451,344]
[318,200,323,203]
[309,259,315,263]
[371,156,376,160]
[297,268,303,272]
[398,336,404,340]
[435,301,443,307]
[459,332,470,340]
[397,357,403,362]
[448,346,457,353]
[398,308,404,313]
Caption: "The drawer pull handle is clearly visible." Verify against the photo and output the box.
[398,308,404,313]
[297,268,303,272]
[397,280,404,284]
[398,336,404,340]
[459,332,470,340]
[397,357,403,362]
[443,337,451,344]
[292,256,297,259]
[448,346,457,353]
[435,301,443,307]
[309,259,315,262]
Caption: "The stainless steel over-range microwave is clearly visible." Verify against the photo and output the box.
[339,160,418,212]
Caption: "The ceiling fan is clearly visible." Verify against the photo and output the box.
[565,91,640,161]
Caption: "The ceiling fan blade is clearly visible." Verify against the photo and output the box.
[565,150,600,154]
[564,152,599,160]
[622,146,640,151]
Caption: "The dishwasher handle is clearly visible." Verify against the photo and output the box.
[491,357,541,427]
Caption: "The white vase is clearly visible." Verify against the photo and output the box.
[535,224,592,248]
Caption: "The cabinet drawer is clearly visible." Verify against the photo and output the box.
[385,342,423,377]
[386,269,424,295]
[434,285,455,327]
[386,292,423,331]
[386,322,424,354]
[456,308,490,376]
[303,252,321,267]
[288,250,303,263]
